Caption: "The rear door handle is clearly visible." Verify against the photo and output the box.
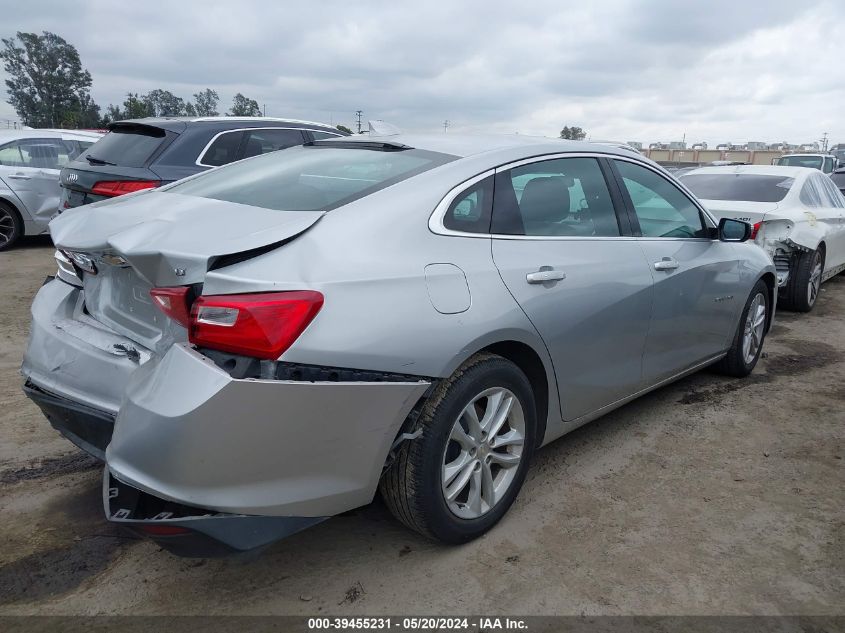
[7,173,31,180]
[526,269,566,284]
[654,258,679,271]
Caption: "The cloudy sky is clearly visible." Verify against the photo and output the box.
[2,0,844,145]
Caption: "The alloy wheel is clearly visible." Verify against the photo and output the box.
[807,253,822,307]
[0,206,15,248]
[441,387,525,519]
[742,292,767,365]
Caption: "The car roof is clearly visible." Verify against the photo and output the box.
[0,129,104,142]
[112,116,338,132]
[681,164,814,179]
[322,133,645,160]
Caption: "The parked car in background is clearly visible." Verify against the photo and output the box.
[58,116,345,210]
[829,147,845,168]
[0,129,103,250]
[831,167,845,196]
[774,153,836,174]
[680,165,845,312]
[24,135,775,556]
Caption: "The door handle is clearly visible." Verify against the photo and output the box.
[7,174,31,180]
[526,269,566,284]
[654,258,679,271]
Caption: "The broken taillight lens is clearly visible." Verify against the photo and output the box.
[150,287,192,328]
[91,180,160,197]
[189,291,324,360]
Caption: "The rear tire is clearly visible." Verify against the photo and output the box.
[380,353,536,544]
[0,202,23,252]
[714,279,769,377]
[780,248,823,312]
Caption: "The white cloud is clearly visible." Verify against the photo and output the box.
[1,0,842,145]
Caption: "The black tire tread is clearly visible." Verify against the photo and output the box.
[780,248,823,313]
[0,200,23,252]
[714,279,769,377]
[380,352,518,540]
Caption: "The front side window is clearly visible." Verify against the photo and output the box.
[615,160,706,238]
[168,145,455,212]
[491,157,620,237]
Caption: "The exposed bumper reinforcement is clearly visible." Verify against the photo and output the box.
[104,469,325,557]
[23,380,115,460]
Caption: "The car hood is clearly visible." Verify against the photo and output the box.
[49,190,324,286]
[700,200,782,224]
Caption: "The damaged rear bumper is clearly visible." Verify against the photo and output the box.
[104,469,325,557]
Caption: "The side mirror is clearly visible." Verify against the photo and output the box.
[719,217,752,242]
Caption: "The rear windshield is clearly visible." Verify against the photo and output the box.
[680,173,794,203]
[831,172,845,189]
[165,144,454,211]
[84,126,167,168]
[776,156,823,169]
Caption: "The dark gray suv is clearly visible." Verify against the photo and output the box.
[59,117,345,209]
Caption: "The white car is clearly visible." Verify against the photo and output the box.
[680,165,845,312]
[775,153,837,174]
[0,129,103,250]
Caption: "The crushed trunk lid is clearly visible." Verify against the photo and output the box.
[49,190,325,286]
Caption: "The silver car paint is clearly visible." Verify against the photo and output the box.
[0,130,103,234]
[23,135,776,521]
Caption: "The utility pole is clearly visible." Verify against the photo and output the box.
[443,119,450,133]
[263,103,266,117]
[355,110,363,134]
[820,132,829,152]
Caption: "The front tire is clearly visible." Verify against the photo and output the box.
[780,248,823,312]
[714,279,769,377]
[380,353,537,544]
[0,202,23,252]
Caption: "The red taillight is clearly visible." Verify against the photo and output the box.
[750,221,762,240]
[135,524,192,536]
[189,291,324,360]
[91,179,160,197]
[150,287,192,328]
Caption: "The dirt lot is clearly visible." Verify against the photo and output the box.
[0,237,842,616]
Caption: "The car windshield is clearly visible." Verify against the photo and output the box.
[777,156,823,169]
[680,173,794,202]
[166,144,455,211]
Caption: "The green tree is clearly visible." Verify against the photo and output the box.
[559,125,586,140]
[143,89,186,116]
[1,31,96,128]
[193,88,219,117]
[336,124,353,135]
[229,92,261,117]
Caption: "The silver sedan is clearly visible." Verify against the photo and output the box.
[22,134,776,555]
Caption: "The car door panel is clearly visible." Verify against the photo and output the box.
[612,158,742,384]
[637,239,743,382]
[493,239,653,420]
[489,155,653,421]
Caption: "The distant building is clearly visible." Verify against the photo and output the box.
[745,141,767,150]
[691,142,708,150]
[626,141,643,150]
[668,141,686,150]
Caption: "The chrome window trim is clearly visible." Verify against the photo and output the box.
[429,151,718,240]
[195,127,342,168]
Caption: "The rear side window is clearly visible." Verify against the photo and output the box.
[167,145,455,211]
[799,176,825,207]
[200,131,244,166]
[241,128,305,159]
[443,176,493,233]
[86,127,167,168]
[680,173,794,203]
[491,157,620,237]
[616,160,706,238]
[0,138,72,169]
[311,131,342,140]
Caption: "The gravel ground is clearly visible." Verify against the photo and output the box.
[0,237,842,616]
